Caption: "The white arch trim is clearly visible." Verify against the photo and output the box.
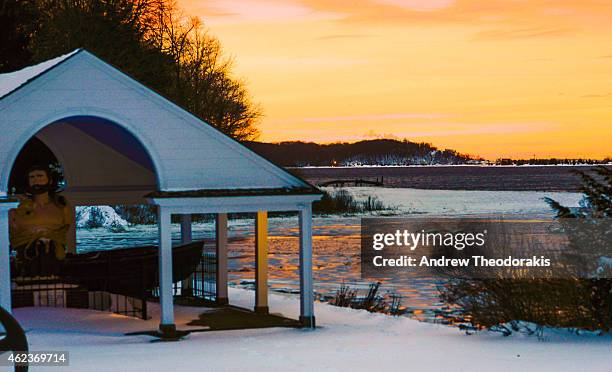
[1,107,165,192]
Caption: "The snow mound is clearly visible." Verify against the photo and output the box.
[76,206,129,231]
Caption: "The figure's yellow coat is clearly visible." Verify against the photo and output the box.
[9,199,69,260]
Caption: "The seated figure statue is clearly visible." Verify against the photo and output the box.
[9,165,73,277]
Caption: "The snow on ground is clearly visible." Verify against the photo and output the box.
[12,288,611,372]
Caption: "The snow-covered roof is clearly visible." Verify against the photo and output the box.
[0,50,80,99]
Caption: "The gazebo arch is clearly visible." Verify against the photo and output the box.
[7,114,160,206]
[2,108,166,195]
[0,49,321,337]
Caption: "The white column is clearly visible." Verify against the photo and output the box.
[255,211,268,314]
[157,206,175,333]
[215,213,229,305]
[180,214,192,244]
[0,200,18,312]
[179,214,193,296]
[299,204,315,328]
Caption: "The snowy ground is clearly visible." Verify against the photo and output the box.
[12,288,611,372]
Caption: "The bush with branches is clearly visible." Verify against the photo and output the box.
[440,166,611,335]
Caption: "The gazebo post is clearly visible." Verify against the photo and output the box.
[299,204,315,328]
[215,213,229,305]
[254,211,268,314]
[179,214,193,296]
[0,201,18,312]
[180,214,192,244]
[157,206,175,335]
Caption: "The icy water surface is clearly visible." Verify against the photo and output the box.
[298,165,610,191]
[76,188,583,321]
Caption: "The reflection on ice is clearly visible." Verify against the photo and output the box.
[75,188,583,322]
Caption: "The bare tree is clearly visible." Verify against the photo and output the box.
[146,0,261,140]
[9,0,261,140]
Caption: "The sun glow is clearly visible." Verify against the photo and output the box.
[179,0,612,159]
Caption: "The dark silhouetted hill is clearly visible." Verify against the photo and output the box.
[244,139,480,167]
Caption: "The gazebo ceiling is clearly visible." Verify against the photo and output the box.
[32,117,158,206]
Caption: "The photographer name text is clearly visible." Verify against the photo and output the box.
[372,255,551,267]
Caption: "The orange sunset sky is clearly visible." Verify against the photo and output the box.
[178,0,611,160]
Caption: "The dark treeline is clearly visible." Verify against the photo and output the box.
[245,139,479,167]
[495,158,611,166]
[0,0,260,140]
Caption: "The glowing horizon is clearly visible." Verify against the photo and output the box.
[179,0,612,160]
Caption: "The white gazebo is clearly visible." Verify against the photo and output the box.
[0,49,321,335]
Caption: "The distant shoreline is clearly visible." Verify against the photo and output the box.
[295,165,611,192]
[290,164,611,169]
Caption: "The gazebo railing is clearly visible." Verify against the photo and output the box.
[152,247,217,304]
[188,250,217,302]
[10,242,217,320]
[11,275,148,320]
[11,277,88,309]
